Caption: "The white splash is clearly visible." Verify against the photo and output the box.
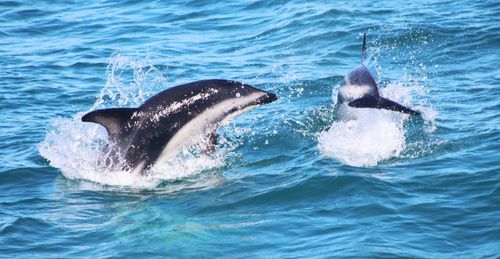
[39,54,226,189]
[39,116,225,189]
[319,82,435,167]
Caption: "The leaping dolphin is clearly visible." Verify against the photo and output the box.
[82,79,278,174]
[337,33,420,116]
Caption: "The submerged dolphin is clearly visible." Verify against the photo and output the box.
[82,79,277,174]
[337,33,420,116]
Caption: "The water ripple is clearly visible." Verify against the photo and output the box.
[0,0,499,257]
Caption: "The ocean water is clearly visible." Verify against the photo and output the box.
[1,0,499,257]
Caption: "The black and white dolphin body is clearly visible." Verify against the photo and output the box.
[337,33,420,116]
[82,79,277,174]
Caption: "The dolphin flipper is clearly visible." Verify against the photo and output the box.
[348,96,420,116]
[203,131,217,155]
[82,108,138,138]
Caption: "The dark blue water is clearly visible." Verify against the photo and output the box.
[1,0,499,257]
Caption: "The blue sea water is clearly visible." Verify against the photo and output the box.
[1,0,499,257]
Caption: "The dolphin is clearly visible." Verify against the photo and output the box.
[337,33,420,116]
[82,79,277,174]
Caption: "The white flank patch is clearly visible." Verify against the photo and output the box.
[152,91,266,171]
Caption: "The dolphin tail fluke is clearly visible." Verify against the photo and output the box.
[348,96,420,116]
[361,32,366,65]
[82,108,138,138]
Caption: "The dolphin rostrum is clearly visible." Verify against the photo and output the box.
[337,33,420,116]
[82,79,278,174]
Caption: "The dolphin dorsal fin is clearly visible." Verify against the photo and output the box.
[361,32,367,65]
[82,108,138,138]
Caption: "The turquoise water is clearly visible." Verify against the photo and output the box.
[1,0,499,257]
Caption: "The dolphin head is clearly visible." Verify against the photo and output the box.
[338,66,379,104]
[249,89,278,106]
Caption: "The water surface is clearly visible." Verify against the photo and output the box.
[1,0,499,257]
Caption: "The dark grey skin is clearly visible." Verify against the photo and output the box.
[337,33,420,116]
[82,79,277,174]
